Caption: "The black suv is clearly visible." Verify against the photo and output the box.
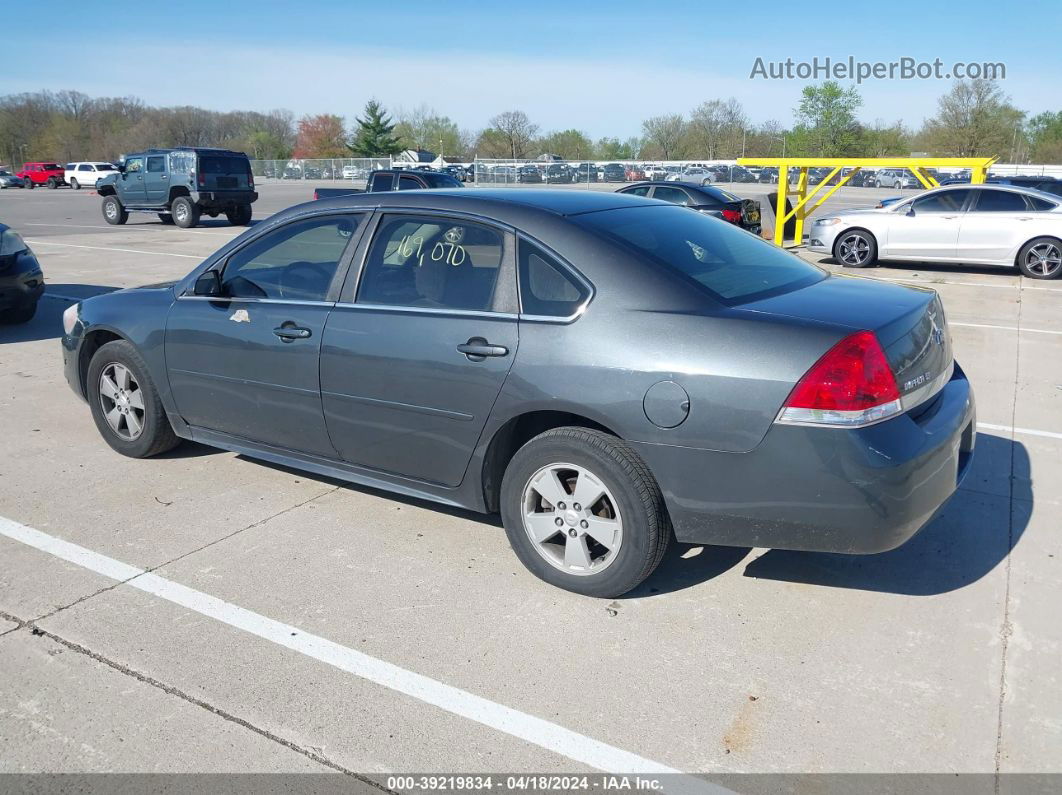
[97,148,258,228]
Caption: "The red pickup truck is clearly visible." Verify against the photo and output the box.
[18,162,66,189]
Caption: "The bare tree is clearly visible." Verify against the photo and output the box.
[641,114,686,160]
[920,79,1024,156]
[488,110,539,158]
[688,98,746,158]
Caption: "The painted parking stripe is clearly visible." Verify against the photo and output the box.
[978,422,1062,441]
[0,516,724,792]
[872,275,1062,293]
[24,240,204,259]
[951,322,1062,336]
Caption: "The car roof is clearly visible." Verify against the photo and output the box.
[297,188,660,221]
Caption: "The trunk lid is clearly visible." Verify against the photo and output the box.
[741,273,953,410]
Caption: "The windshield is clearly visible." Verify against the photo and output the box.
[574,205,824,305]
[199,156,250,175]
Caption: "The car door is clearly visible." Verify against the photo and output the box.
[882,189,971,261]
[956,188,1037,264]
[119,156,147,203]
[78,163,95,186]
[320,211,519,487]
[165,213,365,455]
[143,154,169,204]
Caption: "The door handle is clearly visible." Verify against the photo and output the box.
[273,325,312,342]
[457,337,509,361]
[1017,217,1033,221]
[161,174,168,179]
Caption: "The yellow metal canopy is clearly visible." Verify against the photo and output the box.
[735,156,998,246]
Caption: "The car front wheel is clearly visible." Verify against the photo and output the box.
[101,196,128,225]
[500,427,671,598]
[87,340,180,458]
[25,179,34,189]
[833,229,878,268]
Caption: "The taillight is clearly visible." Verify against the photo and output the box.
[721,208,742,223]
[776,330,902,427]
[197,170,205,186]
[313,189,319,200]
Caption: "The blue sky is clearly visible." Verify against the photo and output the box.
[3,0,1059,137]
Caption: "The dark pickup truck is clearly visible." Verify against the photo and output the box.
[313,169,462,199]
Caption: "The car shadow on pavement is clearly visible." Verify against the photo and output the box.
[185,219,262,230]
[817,256,1014,280]
[741,434,1030,596]
[0,286,114,344]
[625,543,753,598]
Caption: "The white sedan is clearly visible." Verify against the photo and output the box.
[807,184,1062,279]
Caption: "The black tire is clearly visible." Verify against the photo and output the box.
[171,196,200,228]
[873,180,882,189]
[70,178,80,190]
[86,340,180,458]
[101,195,128,225]
[1,302,37,324]
[225,203,253,226]
[833,228,878,268]
[47,177,58,189]
[25,179,34,189]
[500,427,671,598]
[158,213,174,224]
[1016,236,1062,280]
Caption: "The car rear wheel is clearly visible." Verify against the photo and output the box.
[87,340,180,458]
[101,196,128,225]
[834,229,878,268]
[171,197,200,228]
[70,178,80,190]
[47,177,58,189]
[225,204,253,226]
[1017,237,1062,279]
[500,427,671,598]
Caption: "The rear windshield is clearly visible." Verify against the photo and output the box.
[199,156,250,175]
[574,205,824,305]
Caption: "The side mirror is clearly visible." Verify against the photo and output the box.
[193,270,222,297]
[906,206,916,217]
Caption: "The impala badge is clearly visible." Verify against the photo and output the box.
[229,309,250,323]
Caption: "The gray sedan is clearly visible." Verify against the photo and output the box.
[61,189,975,597]
[0,169,25,188]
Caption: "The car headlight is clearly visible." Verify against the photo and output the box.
[62,303,80,335]
[814,217,842,226]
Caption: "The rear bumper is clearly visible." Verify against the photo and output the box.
[0,272,45,311]
[632,365,976,554]
[191,190,258,208]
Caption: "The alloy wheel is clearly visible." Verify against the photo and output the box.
[837,233,872,266]
[98,362,145,440]
[104,201,117,220]
[174,203,188,223]
[521,463,623,576]
[1025,243,1061,277]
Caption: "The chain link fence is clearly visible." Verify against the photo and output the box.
[249,157,392,184]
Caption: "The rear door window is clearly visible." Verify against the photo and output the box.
[398,175,421,190]
[146,156,165,173]
[973,189,1027,212]
[357,215,505,311]
[369,172,394,191]
[650,186,692,205]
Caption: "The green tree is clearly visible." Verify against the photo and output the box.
[394,105,466,158]
[537,129,594,160]
[349,100,402,157]
[791,81,864,156]
[919,79,1024,157]
[1025,110,1062,163]
[486,110,539,159]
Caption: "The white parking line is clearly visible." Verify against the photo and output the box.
[951,322,1062,336]
[24,240,204,259]
[872,275,1062,293]
[978,422,1062,441]
[0,516,722,790]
